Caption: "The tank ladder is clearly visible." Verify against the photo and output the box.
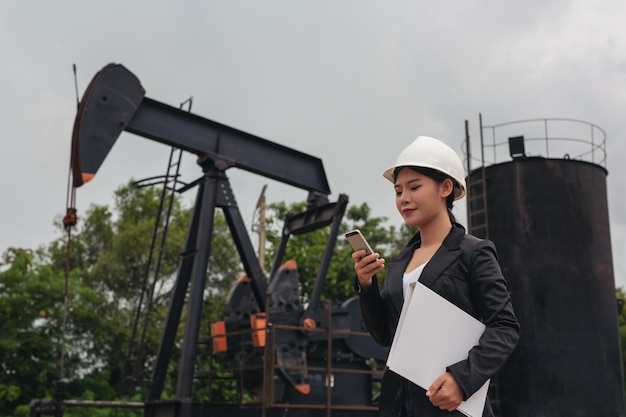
[466,115,489,240]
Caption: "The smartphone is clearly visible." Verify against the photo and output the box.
[345,229,375,256]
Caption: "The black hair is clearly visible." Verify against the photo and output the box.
[393,166,459,224]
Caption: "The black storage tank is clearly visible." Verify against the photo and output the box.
[465,117,625,417]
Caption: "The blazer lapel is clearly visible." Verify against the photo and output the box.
[418,224,465,289]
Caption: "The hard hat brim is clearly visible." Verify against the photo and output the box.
[383,164,466,200]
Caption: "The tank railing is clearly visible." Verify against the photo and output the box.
[467,117,607,171]
[200,306,383,413]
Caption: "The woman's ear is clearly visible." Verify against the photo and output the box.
[440,178,454,198]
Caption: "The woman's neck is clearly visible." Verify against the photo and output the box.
[418,212,452,248]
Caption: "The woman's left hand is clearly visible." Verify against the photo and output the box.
[425,372,463,411]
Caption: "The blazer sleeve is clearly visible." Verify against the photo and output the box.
[447,239,520,399]
[358,275,394,347]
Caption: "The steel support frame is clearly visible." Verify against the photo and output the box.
[148,158,270,408]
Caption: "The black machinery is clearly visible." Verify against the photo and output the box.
[30,64,387,417]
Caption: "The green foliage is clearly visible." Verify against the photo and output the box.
[40,183,193,393]
[0,248,64,415]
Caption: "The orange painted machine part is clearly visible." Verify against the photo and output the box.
[81,173,95,185]
[281,259,297,271]
[236,273,250,283]
[210,321,227,353]
[302,317,316,330]
[251,313,267,348]
[294,384,311,395]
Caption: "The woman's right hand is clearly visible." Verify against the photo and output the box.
[352,251,385,291]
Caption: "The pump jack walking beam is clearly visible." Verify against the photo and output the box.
[72,63,331,196]
[70,64,334,412]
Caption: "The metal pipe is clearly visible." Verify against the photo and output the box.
[63,400,144,409]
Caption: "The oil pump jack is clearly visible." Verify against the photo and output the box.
[30,64,387,417]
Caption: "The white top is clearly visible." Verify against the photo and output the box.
[402,262,427,299]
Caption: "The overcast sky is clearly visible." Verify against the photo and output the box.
[2,1,626,287]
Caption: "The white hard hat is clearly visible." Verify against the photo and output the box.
[383,136,466,200]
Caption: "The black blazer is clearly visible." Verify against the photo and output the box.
[359,223,520,417]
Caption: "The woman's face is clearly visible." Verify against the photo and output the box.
[394,168,450,227]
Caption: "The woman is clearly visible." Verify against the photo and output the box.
[352,136,520,417]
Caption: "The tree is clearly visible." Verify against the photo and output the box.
[0,248,64,416]
[40,182,193,394]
